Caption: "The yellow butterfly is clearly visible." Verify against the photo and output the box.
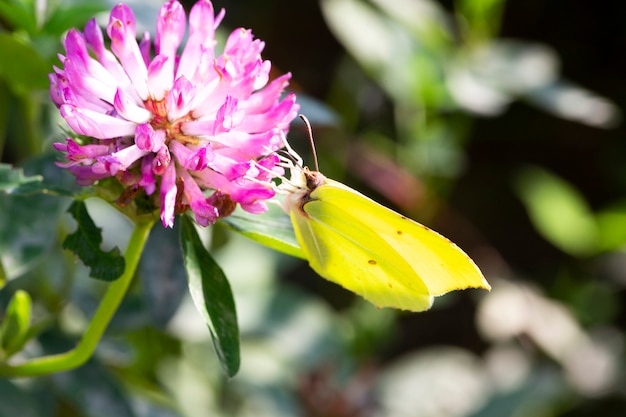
[277,121,490,312]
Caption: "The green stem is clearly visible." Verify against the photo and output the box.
[0,220,154,377]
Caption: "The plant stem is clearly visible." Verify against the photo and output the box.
[0,219,154,377]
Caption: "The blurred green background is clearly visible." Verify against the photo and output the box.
[2,0,626,416]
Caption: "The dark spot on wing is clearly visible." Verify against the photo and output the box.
[368,259,377,265]
[396,230,403,235]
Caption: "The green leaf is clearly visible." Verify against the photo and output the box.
[0,261,6,289]
[180,215,240,377]
[321,0,406,98]
[63,200,126,281]
[456,0,507,40]
[0,155,80,280]
[320,0,450,106]
[0,162,74,198]
[0,163,44,194]
[514,166,598,256]
[0,34,50,94]
[596,202,626,252]
[221,204,305,259]
[0,193,66,279]
[0,0,37,35]
[0,290,31,358]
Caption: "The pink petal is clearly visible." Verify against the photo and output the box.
[160,162,178,228]
[156,0,186,57]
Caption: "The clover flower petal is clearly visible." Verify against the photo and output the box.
[52,0,298,227]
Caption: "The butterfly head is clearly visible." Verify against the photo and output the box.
[251,116,326,214]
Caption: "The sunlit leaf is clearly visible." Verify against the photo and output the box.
[0,261,5,289]
[221,205,305,259]
[321,0,423,105]
[0,290,31,358]
[456,0,507,40]
[321,0,397,72]
[514,166,598,256]
[596,203,626,252]
[63,200,126,281]
[180,216,240,377]
[370,0,452,45]
[321,0,452,109]
[526,80,620,129]
[447,40,558,116]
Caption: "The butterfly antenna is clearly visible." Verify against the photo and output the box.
[299,114,319,172]
[278,131,304,168]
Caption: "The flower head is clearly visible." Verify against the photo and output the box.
[51,0,298,227]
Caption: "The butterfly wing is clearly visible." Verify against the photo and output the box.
[321,180,490,295]
[289,179,489,311]
[290,191,434,311]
